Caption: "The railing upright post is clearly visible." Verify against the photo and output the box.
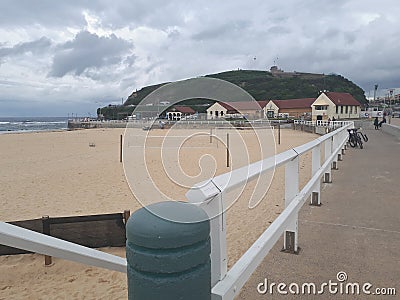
[324,137,332,183]
[340,128,345,154]
[211,193,227,286]
[311,144,321,206]
[283,156,299,253]
[341,128,347,149]
[193,192,227,287]
[331,135,338,170]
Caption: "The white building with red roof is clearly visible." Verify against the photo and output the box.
[206,101,268,119]
[205,92,362,121]
[265,98,315,119]
[167,105,196,121]
[312,92,361,121]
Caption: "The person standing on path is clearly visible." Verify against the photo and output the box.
[374,117,379,130]
[379,116,387,128]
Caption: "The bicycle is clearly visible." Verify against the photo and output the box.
[347,128,368,149]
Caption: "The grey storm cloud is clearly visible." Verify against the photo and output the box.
[267,26,291,35]
[0,0,400,117]
[192,20,251,41]
[0,37,52,58]
[49,31,133,77]
[0,0,183,29]
[0,0,93,27]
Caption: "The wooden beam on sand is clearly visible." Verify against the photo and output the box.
[120,134,123,163]
[42,216,52,266]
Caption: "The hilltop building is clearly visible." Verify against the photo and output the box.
[270,66,324,79]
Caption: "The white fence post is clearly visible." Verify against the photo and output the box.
[311,144,322,206]
[283,156,299,253]
[341,129,347,154]
[331,135,339,170]
[324,137,332,183]
[212,193,228,286]
[193,192,227,287]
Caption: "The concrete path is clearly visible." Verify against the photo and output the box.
[238,129,400,299]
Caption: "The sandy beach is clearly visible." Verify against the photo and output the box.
[0,127,318,299]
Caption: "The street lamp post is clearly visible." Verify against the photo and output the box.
[373,84,378,104]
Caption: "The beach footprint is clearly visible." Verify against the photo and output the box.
[67,275,77,283]
[84,268,94,276]
[98,277,110,283]
[1,285,12,290]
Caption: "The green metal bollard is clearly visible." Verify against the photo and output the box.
[126,201,211,300]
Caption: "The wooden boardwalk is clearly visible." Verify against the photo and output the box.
[239,128,400,299]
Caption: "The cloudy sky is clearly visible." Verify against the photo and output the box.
[0,0,399,116]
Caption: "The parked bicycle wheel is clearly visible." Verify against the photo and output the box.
[357,134,363,149]
[349,136,357,147]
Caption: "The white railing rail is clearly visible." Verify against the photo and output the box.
[294,120,315,126]
[294,120,353,129]
[316,120,353,128]
[0,222,127,273]
[186,121,353,299]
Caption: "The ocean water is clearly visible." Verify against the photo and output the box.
[0,117,68,134]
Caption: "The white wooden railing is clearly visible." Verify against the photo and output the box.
[186,121,353,299]
[294,120,353,129]
[0,222,126,272]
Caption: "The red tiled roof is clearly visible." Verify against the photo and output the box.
[324,92,361,106]
[217,101,267,113]
[257,100,269,109]
[269,98,315,109]
[218,102,237,113]
[171,106,196,114]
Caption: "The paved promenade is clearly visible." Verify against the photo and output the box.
[239,128,400,299]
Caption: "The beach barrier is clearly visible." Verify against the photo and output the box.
[294,120,354,134]
[186,121,353,299]
[0,221,127,273]
[0,210,130,265]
